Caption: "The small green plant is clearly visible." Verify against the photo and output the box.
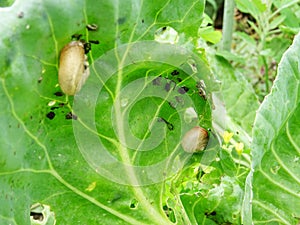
[231,1,299,100]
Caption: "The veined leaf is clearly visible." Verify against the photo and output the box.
[243,32,300,225]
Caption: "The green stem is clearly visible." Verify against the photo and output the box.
[262,56,269,93]
[220,0,235,51]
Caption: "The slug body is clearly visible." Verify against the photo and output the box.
[58,41,90,95]
[181,126,209,153]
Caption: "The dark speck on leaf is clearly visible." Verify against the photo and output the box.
[50,106,59,110]
[176,77,182,83]
[171,70,179,75]
[162,26,167,31]
[163,205,174,218]
[166,122,174,131]
[152,76,162,86]
[175,96,184,104]
[71,34,82,40]
[30,212,43,221]
[165,82,171,92]
[83,42,91,54]
[17,11,24,18]
[118,17,126,24]
[37,77,43,83]
[178,88,185,94]
[129,199,138,209]
[165,80,176,92]
[196,81,207,100]
[54,91,64,96]
[86,23,98,31]
[157,117,164,123]
[205,211,216,216]
[198,89,207,100]
[178,86,189,94]
[142,19,144,23]
[89,40,100,44]
[66,112,77,120]
[168,101,176,109]
[157,117,174,130]
[46,112,55,120]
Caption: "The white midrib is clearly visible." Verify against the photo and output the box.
[114,51,172,224]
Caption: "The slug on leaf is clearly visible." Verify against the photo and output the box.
[181,126,209,153]
[58,41,90,95]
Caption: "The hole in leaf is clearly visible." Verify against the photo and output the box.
[65,112,77,120]
[30,212,43,221]
[232,213,238,219]
[176,77,182,82]
[71,34,82,40]
[157,117,174,131]
[86,23,98,31]
[130,199,138,209]
[46,112,55,120]
[154,26,179,44]
[205,210,217,216]
[171,70,179,76]
[196,80,207,100]
[30,203,56,225]
[270,165,280,174]
[37,77,43,83]
[163,205,176,222]
[54,91,64,96]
